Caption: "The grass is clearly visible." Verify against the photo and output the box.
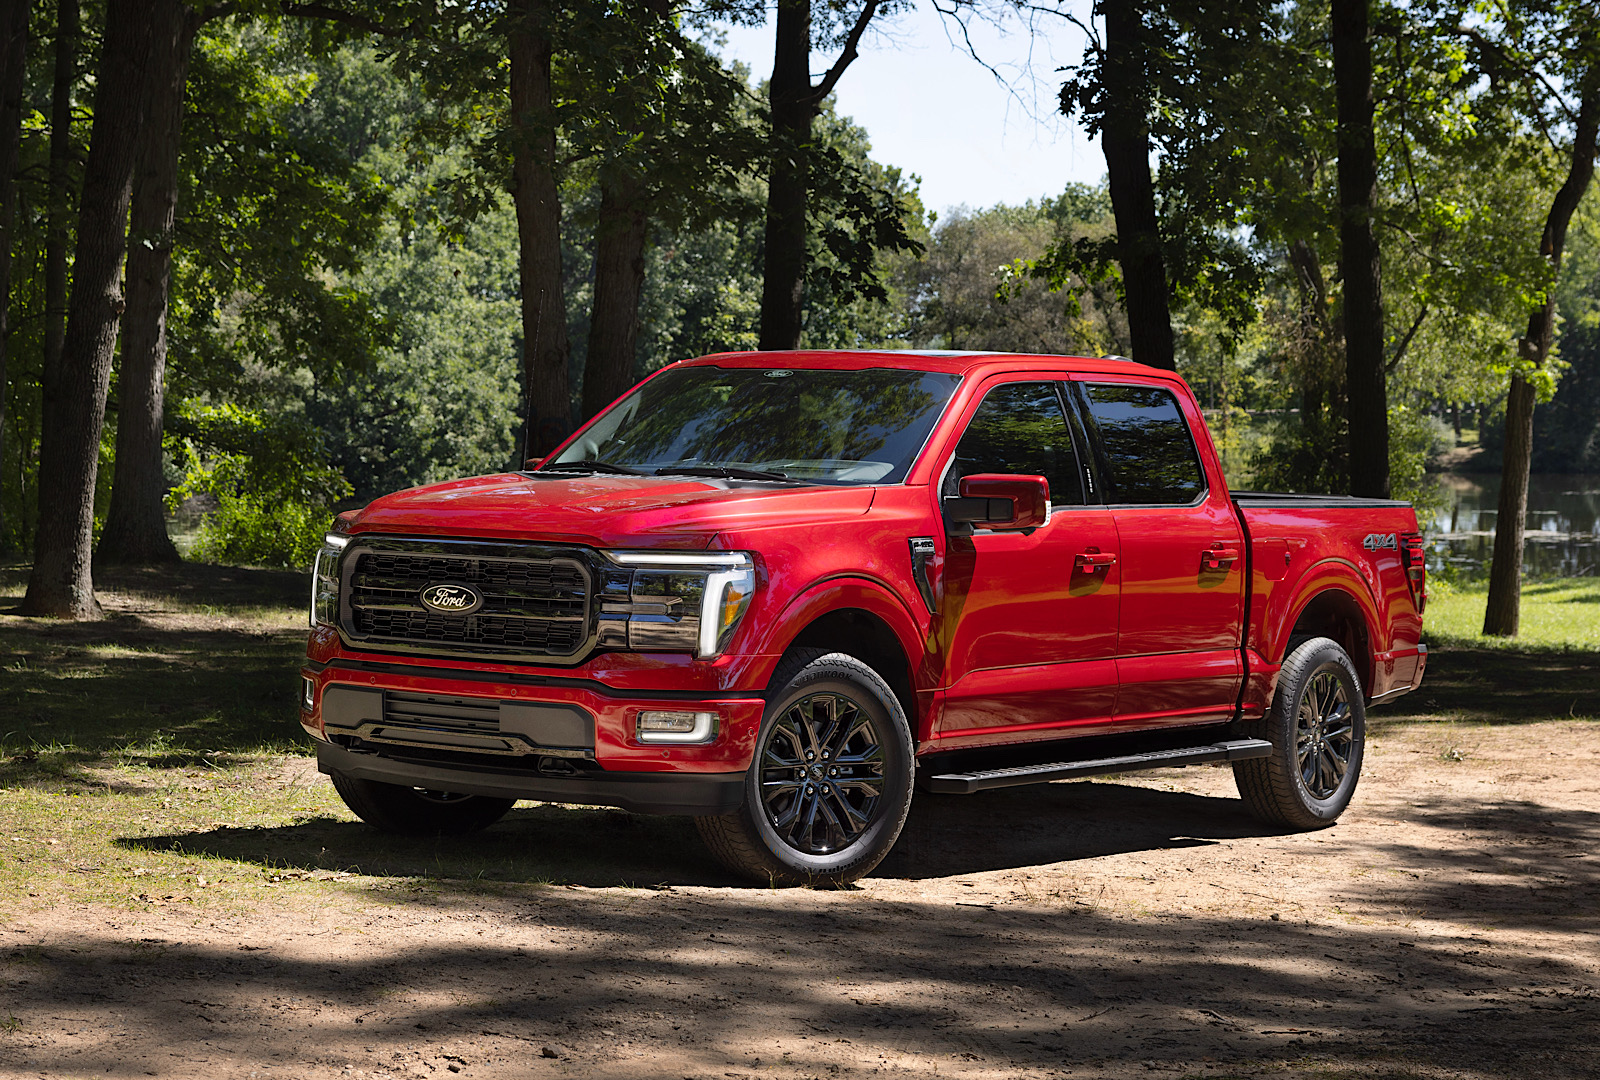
[1423,576,1600,650]
[0,561,1594,914]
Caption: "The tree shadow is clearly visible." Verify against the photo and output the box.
[3,889,1596,1079]
[1386,644,1600,724]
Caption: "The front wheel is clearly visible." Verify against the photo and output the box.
[695,650,914,886]
[330,772,515,836]
[1234,635,1366,829]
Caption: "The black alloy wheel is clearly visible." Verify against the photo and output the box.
[1295,669,1356,800]
[1234,635,1366,829]
[695,649,914,885]
[757,690,887,856]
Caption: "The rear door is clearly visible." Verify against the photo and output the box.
[1072,378,1246,727]
[936,376,1122,748]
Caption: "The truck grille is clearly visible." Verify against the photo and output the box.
[342,540,593,660]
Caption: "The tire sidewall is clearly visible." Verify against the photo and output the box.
[743,659,914,881]
[1275,639,1366,823]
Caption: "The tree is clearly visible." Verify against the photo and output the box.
[97,0,204,565]
[1482,9,1600,637]
[22,0,155,618]
[0,0,28,549]
[1333,0,1389,498]
[758,0,893,349]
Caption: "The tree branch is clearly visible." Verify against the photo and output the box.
[1451,23,1576,126]
[280,2,410,38]
[1386,306,1427,373]
[810,0,880,105]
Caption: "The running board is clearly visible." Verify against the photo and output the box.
[925,738,1274,794]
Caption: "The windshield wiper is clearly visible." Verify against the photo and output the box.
[541,459,644,475]
[655,465,790,481]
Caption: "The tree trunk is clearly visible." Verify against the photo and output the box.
[0,0,28,552]
[1100,2,1175,372]
[508,0,570,460]
[97,0,198,566]
[1332,0,1388,498]
[759,0,812,351]
[21,0,153,619]
[1483,75,1600,637]
[42,0,75,396]
[582,171,647,422]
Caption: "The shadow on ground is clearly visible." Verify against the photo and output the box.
[1384,643,1600,724]
[3,883,1597,1078]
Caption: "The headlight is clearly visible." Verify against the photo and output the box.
[309,533,349,629]
[600,551,756,658]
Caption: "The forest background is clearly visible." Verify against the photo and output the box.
[0,0,1598,634]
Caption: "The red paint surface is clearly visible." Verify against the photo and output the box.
[305,350,1426,773]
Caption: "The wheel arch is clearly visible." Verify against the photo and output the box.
[1283,585,1378,692]
[753,578,928,743]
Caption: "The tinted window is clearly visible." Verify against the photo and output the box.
[550,366,962,485]
[946,381,1083,506]
[1082,384,1205,504]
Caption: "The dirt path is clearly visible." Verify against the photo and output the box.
[2,719,1596,1080]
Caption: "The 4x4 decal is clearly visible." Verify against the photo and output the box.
[1363,532,1398,551]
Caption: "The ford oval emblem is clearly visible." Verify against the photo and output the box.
[419,582,483,616]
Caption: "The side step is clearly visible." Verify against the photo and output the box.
[925,738,1273,795]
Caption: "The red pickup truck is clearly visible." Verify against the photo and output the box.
[300,351,1427,884]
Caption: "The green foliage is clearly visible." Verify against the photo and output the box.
[164,403,351,570]
[916,189,1126,355]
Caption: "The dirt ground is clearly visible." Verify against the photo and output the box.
[1,716,1595,1080]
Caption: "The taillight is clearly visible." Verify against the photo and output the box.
[1401,532,1427,613]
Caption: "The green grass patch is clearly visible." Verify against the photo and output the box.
[1423,576,1600,650]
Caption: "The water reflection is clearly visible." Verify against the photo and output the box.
[1428,473,1600,579]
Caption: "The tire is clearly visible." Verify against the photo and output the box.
[330,772,515,836]
[695,649,915,886]
[1233,635,1366,830]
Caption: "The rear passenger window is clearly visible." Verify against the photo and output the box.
[946,381,1084,506]
[1082,384,1205,504]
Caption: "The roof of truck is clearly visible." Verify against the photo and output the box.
[681,349,1183,381]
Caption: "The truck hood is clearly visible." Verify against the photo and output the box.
[347,472,878,549]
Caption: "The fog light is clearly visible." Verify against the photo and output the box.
[636,710,717,744]
[301,677,316,711]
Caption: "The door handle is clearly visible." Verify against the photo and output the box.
[1203,546,1240,570]
[1074,550,1116,572]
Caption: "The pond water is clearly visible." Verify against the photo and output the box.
[1426,473,1600,579]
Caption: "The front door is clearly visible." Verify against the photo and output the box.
[936,378,1122,750]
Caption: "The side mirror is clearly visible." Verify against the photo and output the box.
[945,474,1050,530]
[525,457,544,469]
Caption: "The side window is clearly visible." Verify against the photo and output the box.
[945,381,1084,506]
[1081,383,1205,505]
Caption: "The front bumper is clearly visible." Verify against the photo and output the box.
[300,655,765,815]
[316,742,744,815]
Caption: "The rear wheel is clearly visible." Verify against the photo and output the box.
[331,772,515,836]
[1234,635,1365,829]
[695,650,914,886]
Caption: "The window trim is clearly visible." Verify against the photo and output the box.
[1071,379,1210,509]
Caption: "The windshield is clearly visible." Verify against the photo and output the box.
[546,366,962,485]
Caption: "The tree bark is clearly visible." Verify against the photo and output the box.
[43,0,75,395]
[97,0,199,566]
[1483,74,1600,637]
[1100,2,1175,372]
[0,0,29,552]
[759,0,812,351]
[1332,0,1389,498]
[21,0,154,619]
[582,171,647,422]
[508,0,570,459]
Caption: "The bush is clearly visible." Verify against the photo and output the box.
[165,403,352,570]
